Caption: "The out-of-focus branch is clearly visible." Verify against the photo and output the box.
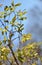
[12,36,19,41]
[0,4,3,7]
[8,40,19,65]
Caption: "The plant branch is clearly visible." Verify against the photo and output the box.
[12,36,19,41]
[0,20,10,32]
[8,40,19,65]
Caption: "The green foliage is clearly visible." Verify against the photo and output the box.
[21,33,32,43]
[17,42,42,65]
[0,0,42,65]
[0,0,28,65]
[0,42,10,61]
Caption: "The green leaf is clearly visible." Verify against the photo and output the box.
[4,6,9,11]
[18,57,24,63]
[5,26,9,29]
[15,3,21,7]
[3,29,7,32]
[2,31,4,35]
[0,28,2,31]
[20,24,24,28]
[0,12,4,15]
[9,6,14,12]
[20,27,24,31]
[0,12,5,18]
[4,20,9,23]
[12,15,16,22]
[9,33,14,39]
[0,16,3,18]
[3,36,7,44]
[19,17,27,20]
[17,10,27,17]
[10,21,14,26]
[10,15,16,26]
[11,0,14,6]
[0,41,2,45]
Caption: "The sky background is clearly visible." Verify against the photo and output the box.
[0,0,42,50]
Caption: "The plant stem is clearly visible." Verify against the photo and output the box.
[8,41,19,65]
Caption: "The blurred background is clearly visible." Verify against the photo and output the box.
[0,0,42,50]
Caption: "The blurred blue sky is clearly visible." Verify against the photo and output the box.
[0,0,42,50]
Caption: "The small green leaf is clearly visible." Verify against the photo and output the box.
[11,0,14,6]
[3,36,7,44]
[12,15,16,22]
[4,6,9,11]
[0,12,4,15]
[20,24,24,28]
[10,21,14,26]
[4,20,9,23]
[17,10,27,17]
[9,33,14,38]
[0,41,2,45]
[2,31,4,35]
[9,6,14,12]
[19,17,27,20]
[0,12,5,18]
[15,3,21,7]
[18,57,23,63]
[20,27,24,31]
[5,26,8,29]
[0,28,2,31]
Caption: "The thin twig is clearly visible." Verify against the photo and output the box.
[12,36,19,41]
[0,20,10,32]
